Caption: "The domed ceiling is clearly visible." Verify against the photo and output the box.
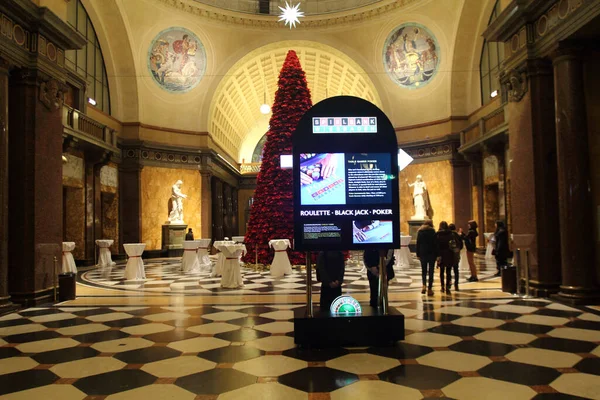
[193,0,383,15]
[208,41,382,162]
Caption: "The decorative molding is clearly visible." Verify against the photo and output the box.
[39,78,64,110]
[394,116,468,132]
[502,69,528,103]
[156,0,420,28]
[0,11,67,68]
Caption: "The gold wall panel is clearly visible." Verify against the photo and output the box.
[64,187,85,260]
[141,166,202,250]
[399,161,454,233]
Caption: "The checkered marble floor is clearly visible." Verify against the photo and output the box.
[80,254,501,295]
[0,299,599,399]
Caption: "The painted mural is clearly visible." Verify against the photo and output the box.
[148,27,206,93]
[383,23,440,89]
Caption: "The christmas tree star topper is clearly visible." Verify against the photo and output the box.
[278,2,304,29]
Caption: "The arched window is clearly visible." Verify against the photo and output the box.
[480,0,504,105]
[65,0,111,114]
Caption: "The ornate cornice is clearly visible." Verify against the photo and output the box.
[399,135,460,164]
[155,0,421,28]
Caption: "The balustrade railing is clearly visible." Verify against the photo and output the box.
[62,105,118,148]
[460,106,506,148]
[240,162,262,174]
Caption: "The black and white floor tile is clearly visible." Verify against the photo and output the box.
[0,299,599,399]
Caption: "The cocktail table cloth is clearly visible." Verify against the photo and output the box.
[123,243,146,281]
[96,239,115,267]
[62,242,77,274]
[269,239,292,277]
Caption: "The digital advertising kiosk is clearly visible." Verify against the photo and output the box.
[292,96,405,347]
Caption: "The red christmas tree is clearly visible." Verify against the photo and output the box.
[242,50,312,265]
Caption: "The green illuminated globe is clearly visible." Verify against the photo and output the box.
[338,304,358,313]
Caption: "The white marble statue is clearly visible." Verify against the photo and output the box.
[407,175,430,220]
[168,180,187,224]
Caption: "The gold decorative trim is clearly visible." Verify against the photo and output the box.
[155,0,421,28]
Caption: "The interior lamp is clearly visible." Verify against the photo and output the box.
[260,103,271,114]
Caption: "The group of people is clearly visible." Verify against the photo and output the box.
[416,219,510,296]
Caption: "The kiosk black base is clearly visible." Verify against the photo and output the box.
[294,306,404,348]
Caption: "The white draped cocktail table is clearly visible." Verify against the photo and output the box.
[394,235,413,268]
[181,240,201,273]
[484,232,494,259]
[123,243,146,281]
[212,240,235,277]
[220,243,246,288]
[95,239,115,267]
[196,238,212,273]
[62,242,77,274]
[269,239,292,278]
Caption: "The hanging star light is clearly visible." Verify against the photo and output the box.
[278,2,304,29]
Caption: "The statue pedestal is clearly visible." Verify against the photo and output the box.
[162,224,187,257]
[407,219,426,250]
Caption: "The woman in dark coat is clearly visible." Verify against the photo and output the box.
[416,220,437,296]
[436,221,456,294]
[317,251,345,310]
[493,220,510,277]
[459,220,479,282]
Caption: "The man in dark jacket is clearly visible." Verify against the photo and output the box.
[363,249,395,307]
[416,220,437,296]
[317,251,346,310]
[448,224,463,291]
[493,221,510,277]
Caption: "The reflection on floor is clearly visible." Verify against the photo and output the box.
[1,295,599,399]
[80,254,501,296]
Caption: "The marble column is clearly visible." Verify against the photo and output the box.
[8,70,64,306]
[119,162,143,252]
[0,58,12,309]
[504,59,561,297]
[200,171,212,239]
[553,45,599,303]
[84,159,105,264]
[451,158,472,233]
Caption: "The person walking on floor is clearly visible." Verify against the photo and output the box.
[416,220,437,296]
[317,251,346,310]
[448,224,463,291]
[459,220,479,282]
[493,220,510,277]
[436,221,456,295]
[364,248,395,307]
[185,228,194,240]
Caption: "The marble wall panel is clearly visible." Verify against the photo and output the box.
[102,192,119,253]
[399,160,454,233]
[62,154,84,188]
[141,166,201,250]
[100,165,118,190]
[64,187,85,260]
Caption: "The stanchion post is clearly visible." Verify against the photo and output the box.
[53,256,58,303]
[524,249,531,298]
[378,252,388,315]
[514,248,521,295]
[306,251,313,317]
[255,243,258,268]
